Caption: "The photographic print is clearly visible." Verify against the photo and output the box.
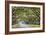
[5,1,45,34]
[12,5,40,28]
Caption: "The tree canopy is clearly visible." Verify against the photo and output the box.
[12,6,40,25]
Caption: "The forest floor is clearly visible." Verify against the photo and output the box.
[12,24,40,28]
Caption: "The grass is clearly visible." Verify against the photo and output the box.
[27,24,40,28]
[12,23,40,28]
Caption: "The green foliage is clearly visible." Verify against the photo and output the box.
[12,6,40,25]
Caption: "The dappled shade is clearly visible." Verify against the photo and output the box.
[12,6,40,28]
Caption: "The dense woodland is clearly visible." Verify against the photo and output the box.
[12,6,40,25]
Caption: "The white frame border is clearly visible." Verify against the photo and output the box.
[9,4,43,32]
